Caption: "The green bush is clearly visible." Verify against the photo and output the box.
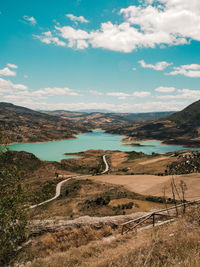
[0,143,27,266]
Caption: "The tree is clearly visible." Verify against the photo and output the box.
[0,136,27,266]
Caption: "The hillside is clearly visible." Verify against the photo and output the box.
[44,110,174,130]
[168,100,200,126]
[106,100,200,147]
[0,102,90,143]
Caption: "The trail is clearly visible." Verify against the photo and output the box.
[30,155,109,209]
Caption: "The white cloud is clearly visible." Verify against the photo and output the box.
[56,26,89,40]
[138,60,172,70]
[132,91,151,97]
[156,89,200,100]
[33,87,81,96]
[66,14,89,23]
[107,91,151,99]
[23,15,37,25]
[0,67,16,76]
[107,92,130,98]
[155,86,176,93]
[132,67,136,71]
[7,63,18,69]
[90,90,104,96]
[55,26,89,49]
[36,0,200,52]
[0,78,28,93]
[167,64,200,77]
[34,31,66,47]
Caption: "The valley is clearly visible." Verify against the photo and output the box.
[1,100,200,267]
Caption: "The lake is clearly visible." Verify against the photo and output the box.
[8,130,197,161]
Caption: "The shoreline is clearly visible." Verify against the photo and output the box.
[6,135,79,146]
[5,130,200,150]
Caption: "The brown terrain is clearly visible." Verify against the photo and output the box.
[106,99,200,148]
[3,147,200,267]
[0,102,90,143]
[44,109,174,130]
[93,173,200,201]
[1,100,200,267]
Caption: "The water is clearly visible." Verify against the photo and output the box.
[8,130,197,162]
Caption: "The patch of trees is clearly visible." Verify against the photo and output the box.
[168,152,200,175]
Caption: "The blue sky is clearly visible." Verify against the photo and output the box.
[0,0,200,112]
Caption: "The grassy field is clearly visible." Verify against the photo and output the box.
[29,179,169,220]
[92,173,200,201]
[18,206,200,267]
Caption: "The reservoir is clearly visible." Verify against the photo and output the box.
[8,130,197,162]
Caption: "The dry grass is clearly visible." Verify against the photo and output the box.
[30,225,113,258]
[22,206,200,267]
[110,154,176,175]
[92,173,200,201]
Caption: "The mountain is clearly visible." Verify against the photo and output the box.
[168,100,200,127]
[106,100,200,147]
[76,109,112,113]
[0,102,90,143]
[44,110,175,130]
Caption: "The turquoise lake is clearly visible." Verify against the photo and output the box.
[8,130,197,162]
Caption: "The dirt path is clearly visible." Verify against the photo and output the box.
[30,155,109,209]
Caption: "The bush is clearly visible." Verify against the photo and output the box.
[0,142,27,266]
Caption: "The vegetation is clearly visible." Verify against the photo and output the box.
[17,205,200,267]
[45,109,174,131]
[168,151,200,174]
[0,142,27,266]
[106,99,200,148]
[0,102,89,143]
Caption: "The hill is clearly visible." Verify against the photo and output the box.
[168,99,200,127]
[106,100,200,147]
[44,110,175,130]
[0,102,90,143]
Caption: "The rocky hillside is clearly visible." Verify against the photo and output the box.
[44,110,174,130]
[106,100,200,147]
[0,102,90,143]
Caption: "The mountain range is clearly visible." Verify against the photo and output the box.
[107,100,200,147]
[0,100,199,147]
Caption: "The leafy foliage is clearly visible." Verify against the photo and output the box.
[0,142,27,266]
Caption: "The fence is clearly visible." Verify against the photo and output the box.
[121,199,200,235]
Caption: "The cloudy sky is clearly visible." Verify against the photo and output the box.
[1,0,200,112]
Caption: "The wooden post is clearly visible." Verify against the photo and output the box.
[183,202,186,214]
[152,213,155,227]
[121,225,124,235]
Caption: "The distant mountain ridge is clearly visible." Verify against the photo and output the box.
[106,100,200,147]
[0,102,89,143]
[168,100,200,127]
[44,110,175,130]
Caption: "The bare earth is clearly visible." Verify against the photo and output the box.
[139,156,169,165]
[92,173,200,201]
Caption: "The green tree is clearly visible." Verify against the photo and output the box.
[0,139,27,266]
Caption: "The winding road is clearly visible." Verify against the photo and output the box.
[101,154,109,174]
[30,155,109,209]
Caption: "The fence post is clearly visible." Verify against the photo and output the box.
[152,213,155,227]
[183,202,186,214]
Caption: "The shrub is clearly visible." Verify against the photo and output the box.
[0,140,27,266]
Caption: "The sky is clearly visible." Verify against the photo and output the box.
[0,0,200,113]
